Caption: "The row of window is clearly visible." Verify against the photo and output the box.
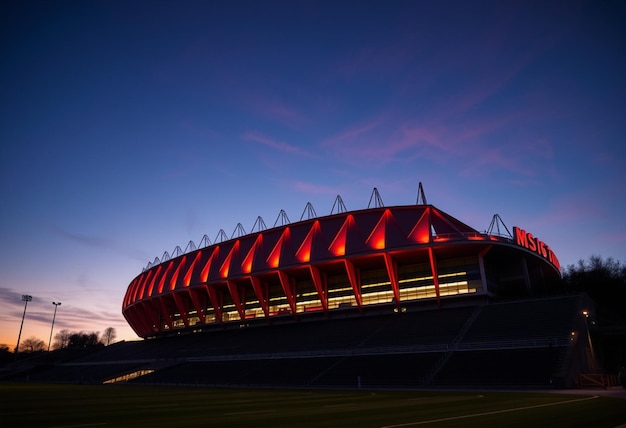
[165,260,482,329]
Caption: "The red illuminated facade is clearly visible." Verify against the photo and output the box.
[122,195,561,338]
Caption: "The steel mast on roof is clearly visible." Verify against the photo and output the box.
[184,240,197,253]
[368,188,384,208]
[331,195,347,214]
[250,216,267,232]
[273,209,290,227]
[198,234,212,248]
[416,182,428,205]
[486,214,512,238]
[300,202,318,221]
[231,223,246,239]
[215,229,228,243]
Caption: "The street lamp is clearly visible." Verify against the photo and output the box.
[15,295,33,357]
[48,302,62,351]
[582,309,595,371]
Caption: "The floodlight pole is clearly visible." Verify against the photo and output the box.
[15,295,33,358]
[48,302,62,351]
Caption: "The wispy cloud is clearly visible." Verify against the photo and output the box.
[321,115,452,166]
[0,287,25,323]
[243,131,317,158]
[322,117,385,147]
[240,92,311,129]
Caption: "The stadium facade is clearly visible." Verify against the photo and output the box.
[122,187,561,338]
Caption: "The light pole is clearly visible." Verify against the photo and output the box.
[582,309,595,371]
[15,295,33,358]
[48,302,62,351]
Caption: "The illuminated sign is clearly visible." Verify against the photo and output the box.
[513,227,560,271]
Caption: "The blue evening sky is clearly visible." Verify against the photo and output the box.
[1,0,624,347]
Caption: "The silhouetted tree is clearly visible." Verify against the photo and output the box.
[67,332,103,349]
[562,255,626,319]
[21,337,46,352]
[101,327,117,346]
[0,344,11,367]
[53,329,71,350]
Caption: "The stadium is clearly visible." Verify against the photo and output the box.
[3,185,600,390]
[122,185,562,338]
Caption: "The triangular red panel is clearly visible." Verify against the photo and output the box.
[132,276,145,303]
[137,270,152,301]
[170,256,187,291]
[285,221,310,264]
[183,251,203,287]
[242,235,263,274]
[329,215,364,256]
[219,240,240,278]
[296,221,320,262]
[127,277,140,305]
[146,265,162,297]
[408,208,431,244]
[156,261,174,294]
[366,211,387,250]
[200,246,220,283]
[226,234,257,277]
[267,228,290,268]
[317,216,346,258]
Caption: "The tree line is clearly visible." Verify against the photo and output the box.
[561,255,626,320]
[0,327,117,357]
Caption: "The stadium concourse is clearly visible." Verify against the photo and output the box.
[0,187,601,389]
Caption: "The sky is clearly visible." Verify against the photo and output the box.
[1,0,625,350]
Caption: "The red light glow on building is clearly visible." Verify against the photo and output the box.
[122,201,561,338]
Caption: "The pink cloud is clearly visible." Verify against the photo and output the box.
[261,99,311,128]
[322,117,385,147]
[396,124,451,155]
[243,131,316,158]
[240,92,311,129]
[321,114,461,166]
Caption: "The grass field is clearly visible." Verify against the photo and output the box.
[1,384,625,427]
